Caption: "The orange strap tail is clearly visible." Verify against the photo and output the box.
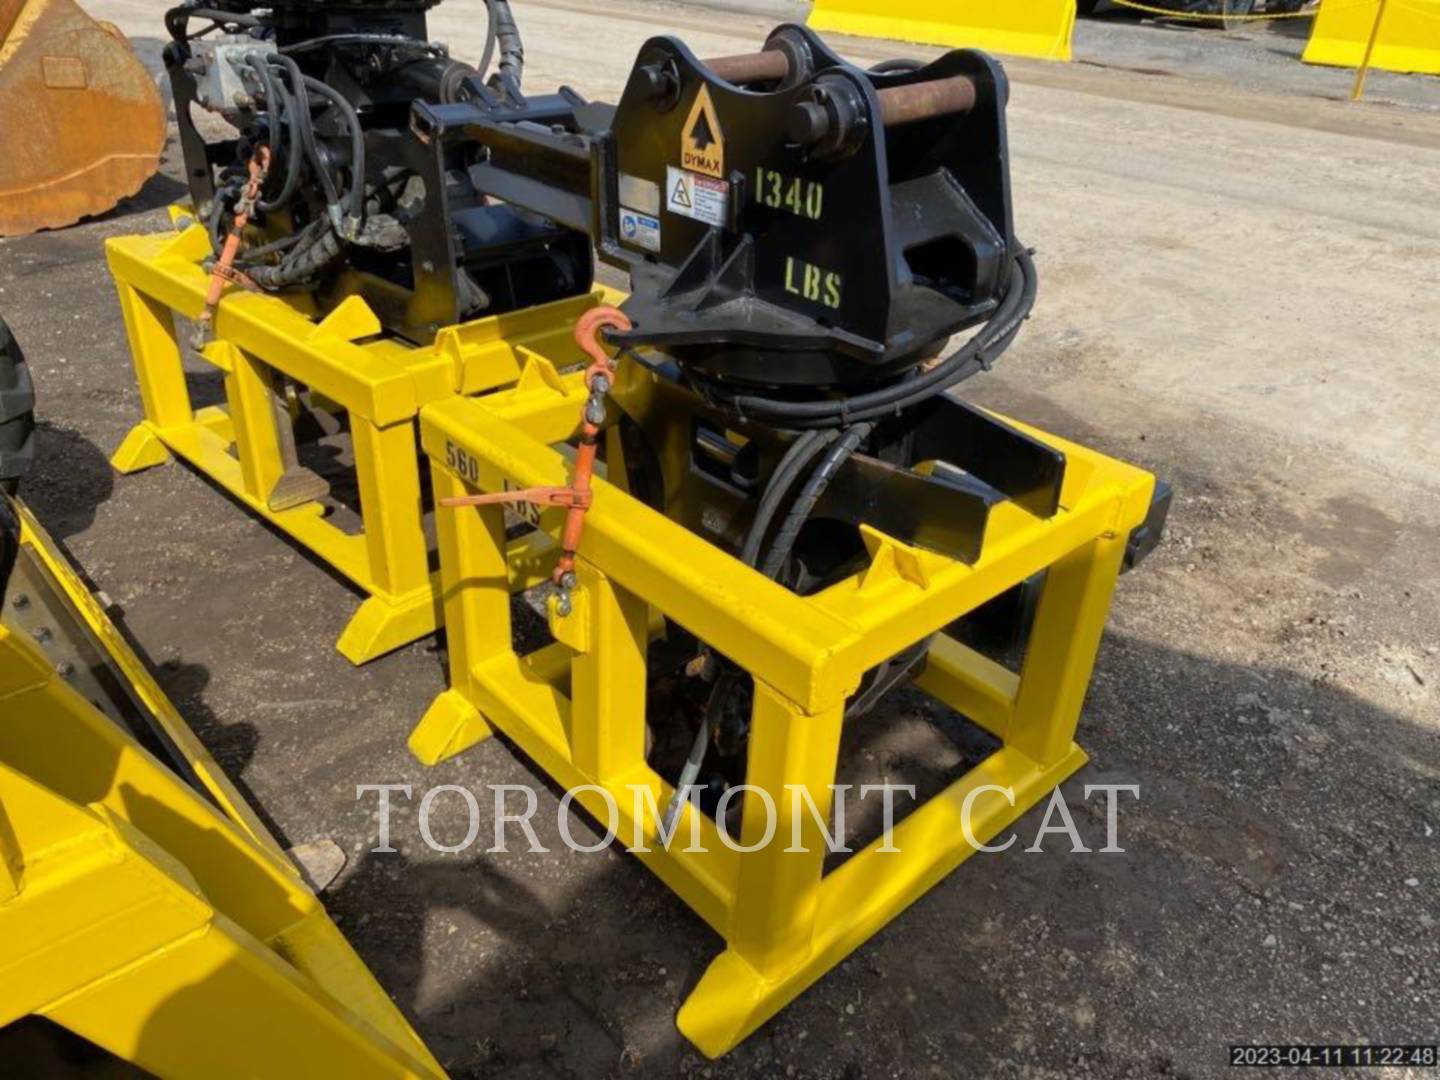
[198,146,271,329]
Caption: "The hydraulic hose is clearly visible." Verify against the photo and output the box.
[248,54,302,212]
[165,4,262,45]
[246,227,343,288]
[238,216,327,263]
[738,429,838,568]
[220,63,360,282]
[489,0,524,87]
[759,423,873,580]
[280,34,447,58]
[265,54,340,209]
[300,75,367,221]
[671,420,868,822]
[205,184,231,249]
[711,248,1038,429]
[477,0,499,81]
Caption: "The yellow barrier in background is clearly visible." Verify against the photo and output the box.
[808,0,1075,61]
[1303,0,1440,77]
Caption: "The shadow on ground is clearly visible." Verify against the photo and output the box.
[310,630,1438,1078]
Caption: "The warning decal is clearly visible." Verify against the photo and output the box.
[666,166,729,229]
[681,85,725,179]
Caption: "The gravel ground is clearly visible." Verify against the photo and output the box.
[1,1,1437,1077]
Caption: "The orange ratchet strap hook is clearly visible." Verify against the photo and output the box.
[197,145,271,337]
[441,305,634,615]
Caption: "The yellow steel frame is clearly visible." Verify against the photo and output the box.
[0,500,443,1077]
[105,212,621,663]
[410,366,1156,1057]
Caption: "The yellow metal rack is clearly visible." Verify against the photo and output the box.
[106,214,620,663]
[0,498,442,1077]
[411,360,1156,1057]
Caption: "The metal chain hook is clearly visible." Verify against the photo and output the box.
[196,145,271,343]
[440,304,633,616]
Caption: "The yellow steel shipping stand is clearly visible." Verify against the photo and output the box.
[106,209,620,663]
[0,496,443,1076]
[410,360,1156,1057]
[808,0,1076,61]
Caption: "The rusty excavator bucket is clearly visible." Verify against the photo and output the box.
[0,0,164,236]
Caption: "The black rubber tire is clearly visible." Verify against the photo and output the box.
[0,490,18,608]
[1077,0,1102,14]
[0,317,36,496]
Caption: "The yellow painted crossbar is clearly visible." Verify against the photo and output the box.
[1303,0,1440,76]
[410,365,1154,1057]
[809,0,1076,61]
[105,212,621,663]
[0,497,442,1077]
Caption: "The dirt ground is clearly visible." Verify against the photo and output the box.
[2,1,1438,1077]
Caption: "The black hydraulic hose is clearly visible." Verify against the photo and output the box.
[759,423,874,581]
[489,0,524,87]
[477,0,499,82]
[300,75,367,220]
[247,53,279,143]
[669,393,872,824]
[206,184,230,249]
[266,54,340,209]
[268,75,305,209]
[165,4,261,44]
[237,217,327,263]
[759,251,1033,425]
[248,54,302,212]
[674,245,995,791]
[281,34,447,57]
[800,252,1035,423]
[247,228,343,288]
[675,424,867,807]
[715,249,1038,429]
[739,429,838,568]
[665,430,838,832]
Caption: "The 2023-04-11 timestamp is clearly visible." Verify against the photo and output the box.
[1230,1045,1438,1068]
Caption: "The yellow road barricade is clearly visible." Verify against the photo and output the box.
[809,0,1076,60]
[1304,0,1440,76]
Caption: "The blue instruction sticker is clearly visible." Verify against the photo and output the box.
[619,208,661,253]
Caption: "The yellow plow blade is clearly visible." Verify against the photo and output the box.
[808,0,1076,61]
[0,496,445,1077]
[0,0,165,236]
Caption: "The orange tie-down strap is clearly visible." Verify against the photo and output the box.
[441,305,633,600]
